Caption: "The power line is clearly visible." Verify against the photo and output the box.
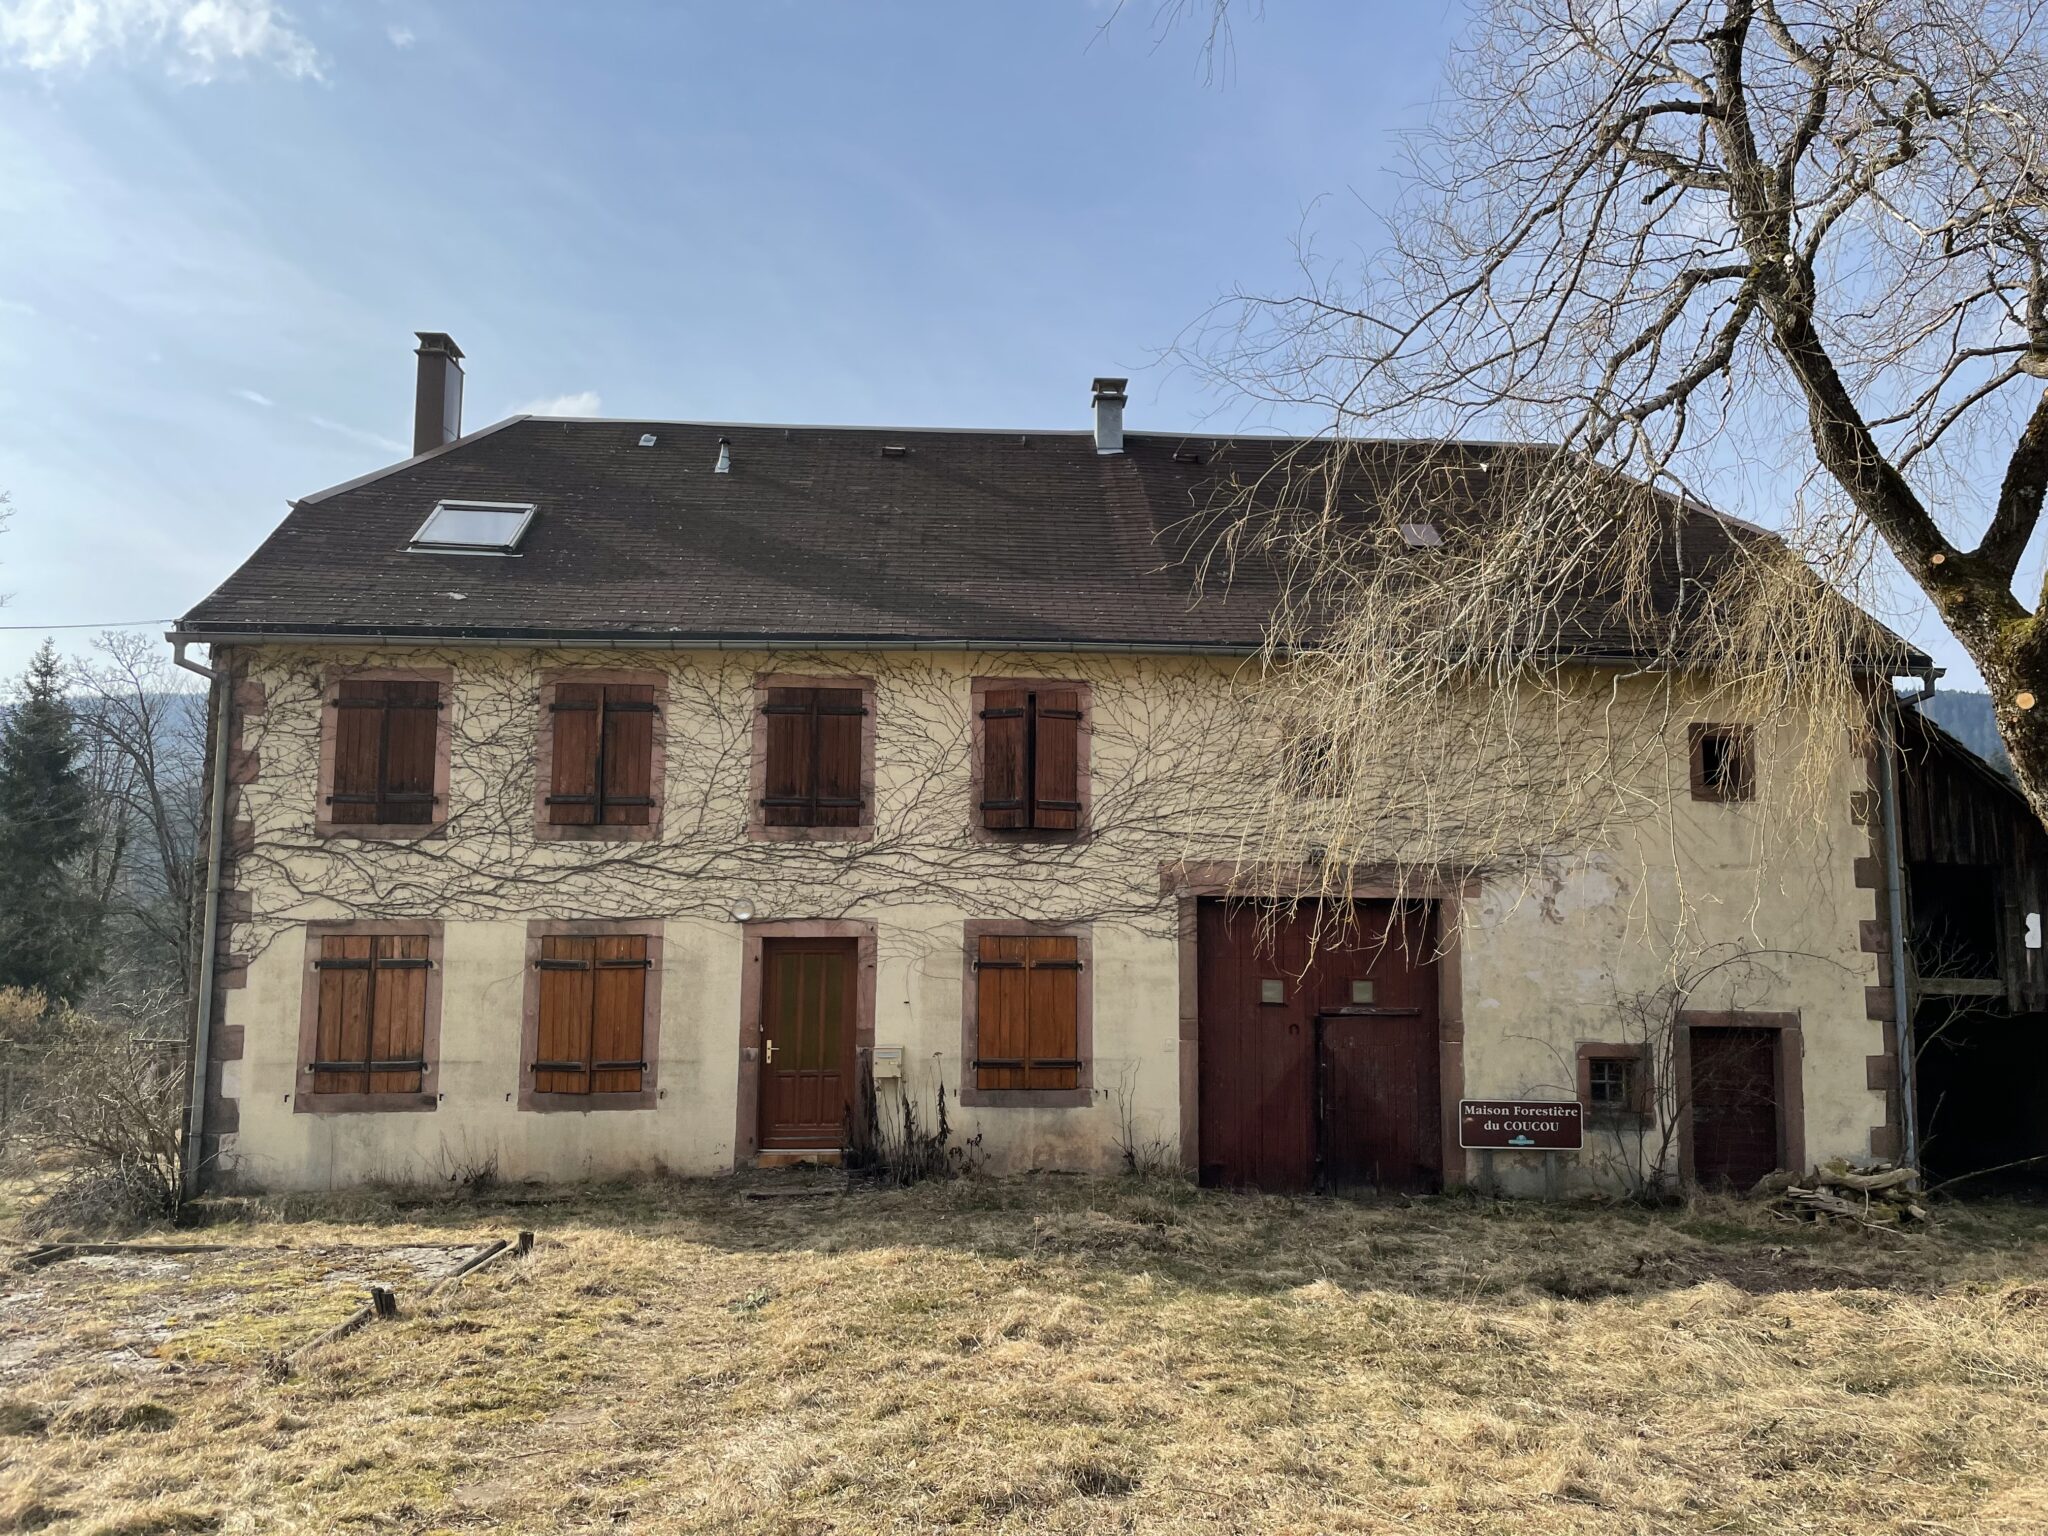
[0,619,171,632]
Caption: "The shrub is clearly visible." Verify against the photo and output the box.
[10,1007,184,1235]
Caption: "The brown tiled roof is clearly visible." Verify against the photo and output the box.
[174,416,1925,666]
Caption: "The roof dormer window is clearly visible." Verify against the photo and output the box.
[409,500,537,555]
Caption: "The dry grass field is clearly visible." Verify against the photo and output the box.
[3,1173,2047,1535]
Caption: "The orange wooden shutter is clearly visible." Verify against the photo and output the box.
[973,934,1080,1091]
[1024,935,1080,1089]
[974,935,1027,1091]
[590,935,649,1091]
[328,683,387,825]
[368,935,429,1093]
[1031,690,1083,831]
[535,936,594,1093]
[313,935,373,1091]
[599,685,657,826]
[311,933,428,1094]
[979,690,1029,829]
[761,687,815,826]
[546,683,603,825]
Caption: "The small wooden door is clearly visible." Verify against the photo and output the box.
[758,938,857,1149]
[1688,1026,1781,1190]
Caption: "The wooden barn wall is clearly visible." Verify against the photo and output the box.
[1898,722,2048,1012]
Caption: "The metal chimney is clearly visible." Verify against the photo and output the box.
[1092,377,1127,455]
[413,332,464,457]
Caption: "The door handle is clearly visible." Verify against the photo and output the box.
[763,1038,776,1064]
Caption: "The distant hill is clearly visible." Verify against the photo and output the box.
[1910,690,2014,780]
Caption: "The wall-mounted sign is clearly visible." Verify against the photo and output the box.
[1459,1099,1584,1151]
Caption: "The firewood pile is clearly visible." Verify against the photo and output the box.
[1751,1161,1931,1229]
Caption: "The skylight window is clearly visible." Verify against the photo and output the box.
[408,500,537,555]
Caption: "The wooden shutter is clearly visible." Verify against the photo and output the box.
[761,687,816,826]
[534,936,594,1093]
[368,936,430,1093]
[590,935,649,1091]
[534,933,648,1095]
[813,687,865,827]
[313,935,373,1091]
[328,683,387,825]
[760,686,866,828]
[546,683,603,826]
[979,690,1029,829]
[379,682,440,824]
[600,685,657,826]
[1031,690,1083,831]
[329,679,439,825]
[974,933,1081,1092]
[311,933,428,1095]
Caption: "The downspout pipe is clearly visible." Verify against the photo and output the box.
[174,639,230,1199]
[1876,695,1920,1171]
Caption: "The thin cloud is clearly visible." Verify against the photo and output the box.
[233,387,275,408]
[0,0,323,82]
[386,23,413,49]
[516,390,603,418]
[307,414,407,456]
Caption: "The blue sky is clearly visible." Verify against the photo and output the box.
[0,0,1984,686]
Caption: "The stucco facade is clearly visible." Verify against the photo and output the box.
[197,643,1892,1194]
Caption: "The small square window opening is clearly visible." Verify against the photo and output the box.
[1588,1056,1635,1111]
[1259,979,1286,1005]
[1690,724,1756,802]
[1350,978,1376,1005]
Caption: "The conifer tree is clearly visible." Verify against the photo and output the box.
[0,641,99,1001]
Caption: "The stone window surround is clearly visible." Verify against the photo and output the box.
[531,668,669,843]
[1576,1040,1654,1119]
[313,664,455,841]
[1688,722,1757,803]
[293,919,446,1115]
[516,919,666,1112]
[966,675,1094,843]
[958,918,1095,1109]
[745,672,878,844]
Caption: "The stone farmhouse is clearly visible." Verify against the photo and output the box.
[171,334,1933,1196]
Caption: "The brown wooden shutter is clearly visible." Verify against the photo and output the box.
[599,685,657,826]
[974,934,1026,1091]
[590,935,649,1091]
[813,687,865,827]
[328,683,387,825]
[368,935,429,1093]
[974,933,1080,1091]
[761,687,816,826]
[546,683,603,825]
[1024,935,1080,1089]
[1031,690,1083,831]
[313,935,373,1091]
[979,690,1029,829]
[535,936,594,1094]
[311,933,428,1095]
[379,682,440,824]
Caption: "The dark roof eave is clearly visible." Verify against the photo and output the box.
[164,621,1269,657]
[166,621,1930,675]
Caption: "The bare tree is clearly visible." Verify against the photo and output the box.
[69,632,207,1014]
[1174,1,2048,831]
